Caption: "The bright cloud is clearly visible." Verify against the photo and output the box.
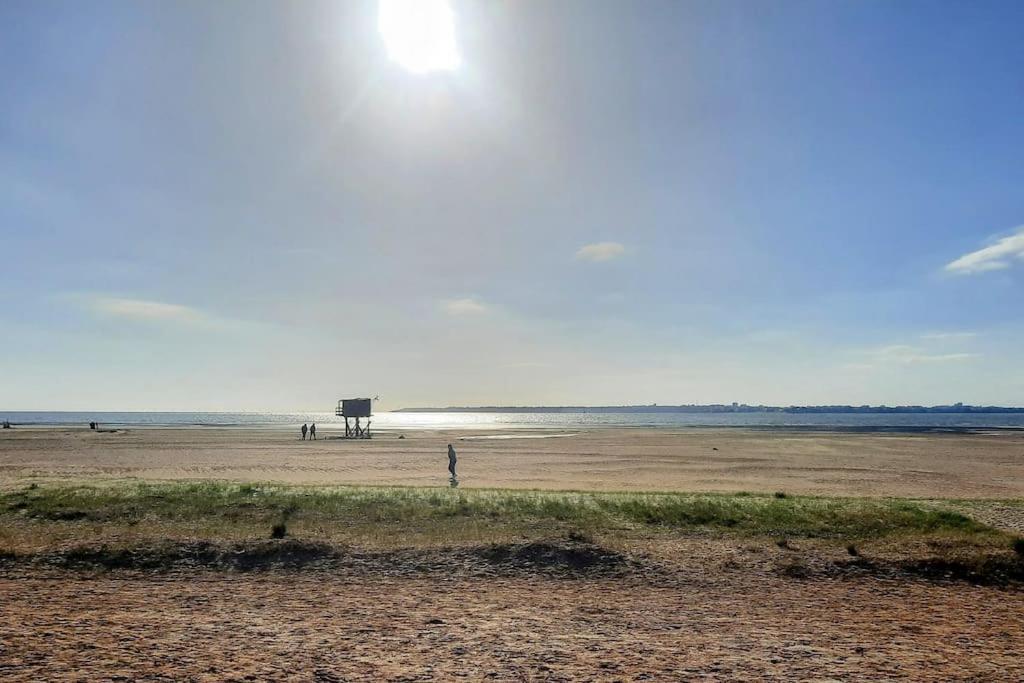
[575,242,626,262]
[442,297,488,315]
[945,227,1024,274]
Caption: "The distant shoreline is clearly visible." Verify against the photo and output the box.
[5,409,1024,432]
[396,404,1024,414]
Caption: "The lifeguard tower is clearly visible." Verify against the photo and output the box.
[335,398,373,438]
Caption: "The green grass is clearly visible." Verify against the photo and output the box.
[0,481,1003,551]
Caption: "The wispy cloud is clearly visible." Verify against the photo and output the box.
[920,331,977,341]
[442,297,489,316]
[575,242,625,262]
[903,352,978,363]
[866,344,979,364]
[86,297,208,324]
[945,227,1024,274]
[71,295,240,330]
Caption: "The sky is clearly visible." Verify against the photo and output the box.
[1,0,1023,411]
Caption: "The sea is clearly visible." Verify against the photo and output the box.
[3,411,1024,432]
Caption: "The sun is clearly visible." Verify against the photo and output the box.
[378,0,461,74]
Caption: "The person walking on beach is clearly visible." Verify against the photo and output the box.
[310,422,317,440]
[301,423,308,441]
[447,444,457,479]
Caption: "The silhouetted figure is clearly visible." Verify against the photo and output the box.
[2,420,10,429]
[301,423,308,441]
[447,444,457,479]
[89,421,96,430]
[310,422,316,440]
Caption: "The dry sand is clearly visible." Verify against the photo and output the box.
[2,563,1022,681]
[2,426,1024,498]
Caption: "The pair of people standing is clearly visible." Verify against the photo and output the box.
[300,422,317,440]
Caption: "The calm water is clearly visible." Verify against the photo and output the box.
[3,411,1024,431]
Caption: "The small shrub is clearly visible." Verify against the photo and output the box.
[847,544,859,556]
[49,510,89,521]
[270,522,287,539]
[1013,538,1024,556]
[776,537,791,549]
[773,491,787,499]
[778,559,811,579]
[567,530,593,544]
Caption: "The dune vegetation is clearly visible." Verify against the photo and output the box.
[0,481,1011,548]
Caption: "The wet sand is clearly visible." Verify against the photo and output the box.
[2,426,1024,498]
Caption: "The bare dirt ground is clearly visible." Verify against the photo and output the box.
[3,426,1024,498]
[2,562,1022,682]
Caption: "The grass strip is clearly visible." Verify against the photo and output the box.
[0,482,1001,541]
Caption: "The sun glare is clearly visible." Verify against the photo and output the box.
[378,0,460,74]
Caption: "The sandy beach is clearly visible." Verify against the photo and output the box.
[4,561,1023,682]
[2,425,1023,498]
[4,425,1024,681]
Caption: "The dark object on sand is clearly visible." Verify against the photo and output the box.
[89,422,96,430]
[300,423,308,440]
[335,398,373,438]
[2,420,10,429]
[271,522,287,539]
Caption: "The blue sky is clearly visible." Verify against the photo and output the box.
[2,0,1022,410]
